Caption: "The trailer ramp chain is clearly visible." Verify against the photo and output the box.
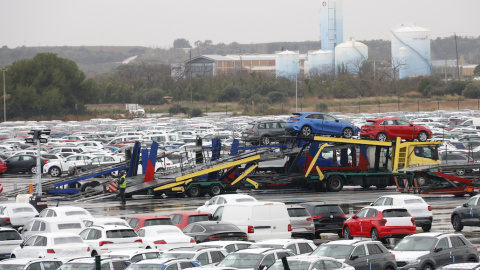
[231,164,258,186]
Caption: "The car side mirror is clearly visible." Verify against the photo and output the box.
[18,227,23,232]
[463,203,468,207]
[352,215,357,219]
[350,255,358,260]
[259,265,268,270]
[205,201,210,206]
[434,247,442,252]
[208,214,213,221]
[212,215,218,221]
[370,203,374,206]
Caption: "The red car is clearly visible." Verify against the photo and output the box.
[342,206,416,242]
[0,158,7,174]
[360,118,432,142]
[126,215,174,231]
[169,211,211,230]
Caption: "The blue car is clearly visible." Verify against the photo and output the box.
[285,112,359,138]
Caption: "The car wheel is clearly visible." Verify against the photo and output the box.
[421,263,434,270]
[371,228,381,241]
[81,181,99,192]
[418,131,428,142]
[342,128,354,139]
[29,166,38,174]
[376,132,388,141]
[468,256,478,262]
[261,136,271,145]
[187,185,201,197]
[208,184,224,197]
[452,215,464,231]
[10,254,15,258]
[337,230,343,238]
[49,166,62,177]
[327,176,344,192]
[343,227,351,239]
[300,125,313,137]
[384,265,395,270]
[417,176,427,186]
[455,169,466,176]
[421,223,432,232]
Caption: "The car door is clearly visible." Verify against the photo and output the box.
[366,243,385,269]
[349,208,369,237]
[395,119,416,139]
[433,237,452,267]
[348,244,370,270]
[321,114,341,135]
[449,236,469,263]
[259,253,276,270]
[30,235,47,257]
[6,156,21,172]
[361,209,378,238]
[19,235,37,257]
[459,197,478,225]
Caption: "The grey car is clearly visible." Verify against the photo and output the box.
[440,153,474,176]
[393,232,479,270]
[286,204,315,239]
[241,120,286,145]
[310,239,396,270]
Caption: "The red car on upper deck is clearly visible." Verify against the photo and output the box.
[360,117,433,142]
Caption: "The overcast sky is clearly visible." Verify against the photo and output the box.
[1,0,479,48]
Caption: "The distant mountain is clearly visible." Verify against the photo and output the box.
[1,36,478,75]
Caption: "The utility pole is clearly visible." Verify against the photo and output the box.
[454,33,460,80]
[1,67,7,122]
[444,51,447,83]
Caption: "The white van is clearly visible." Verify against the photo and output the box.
[212,202,291,242]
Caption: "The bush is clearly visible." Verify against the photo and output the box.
[315,102,328,111]
[462,82,480,98]
[190,108,203,117]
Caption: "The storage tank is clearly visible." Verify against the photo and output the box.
[334,40,368,74]
[308,50,333,75]
[391,24,432,79]
[275,50,300,79]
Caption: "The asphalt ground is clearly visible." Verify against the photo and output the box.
[1,174,480,249]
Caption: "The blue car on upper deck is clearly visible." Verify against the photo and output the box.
[285,112,359,138]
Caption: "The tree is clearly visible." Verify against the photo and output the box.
[173,38,192,49]
[474,64,480,76]
[462,82,480,98]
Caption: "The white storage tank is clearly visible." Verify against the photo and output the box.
[391,24,432,79]
[334,40,368,74]
[275,50,300,79]
[308,50,333,75]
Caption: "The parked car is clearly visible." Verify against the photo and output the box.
[159,246,228,267]
[310,239,397,270]
[438,263,480,270]
[0,157,7,174]
[215,248,294,270]
[125,215,174,231]
[10,232,90,259]
[20,217,86,240]
[240,120,287,145]
[38,206,93,219]
[268,256,355,270]
[0,228,23,260]
[299,202,346,238]
[0,258,63,270]
[196,194,257,214]
[371,194,433,231]
[103,249,162,263]
[169,211,211,230]
[440,153,474,176]
[196,240,253,254]
[285,112,359,138]
[342,206,416,242]
[392,232,479,270]
[0,203,39,228]
[182,221,248,243]
[57,257,130,270]
[451,195,480,231]
[79,225,143,256]
[42,154,94,177]
[126,258,200,270]
[137,225,196,250]
[4,154,47,174]
[248,238,316,255]
[83,217,131,228]
[286,204,315,239]
[360,117,433,142]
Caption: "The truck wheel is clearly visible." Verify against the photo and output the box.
[327,176,344,192]
[187,185,201,197]
[208,184,224,196]
[49,166,62,177]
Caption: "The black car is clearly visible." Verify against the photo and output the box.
[311,239,396,270]
[451,195,480,231]
[182,221,248,243]
[392,232,479,270]
[5,154,47,174]
[299,202,347,238]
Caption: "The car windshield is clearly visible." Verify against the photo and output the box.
[144,219,173,226]
[159,253,194,259]
[106,229,137,238]
[314,205,343,215]
[58,263,94,270]
[287,208,310,217]
[125,264,165,270]
[311,244,352,259]
[0,265,26,270]
[54,236,84,244]
[217,253,263,268]
[11,207,35,213]
[204,223,240,232]
[364,120,376,125]
[394,237,437,251]
[235,198,255,203]
[268,260,309,270]
[249,244,283,249]
[65,211,90,217]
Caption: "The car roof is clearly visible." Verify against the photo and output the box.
[197,241,254,247]
[0,258,63,264]
[30,232,83,238]
[322,239,379,246]
[169,211,210,216]
[88,224,132,230]
[103,249,161,257]
[0,227,21,232]
[366,206,410,211]
[233,248,286,254]
[252,239,313,245]
[378,194,425,199]
[127,215,171,219]
[407,232,459,238]
[29,217,85,223]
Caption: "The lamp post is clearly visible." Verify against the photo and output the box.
[1,67,7,122]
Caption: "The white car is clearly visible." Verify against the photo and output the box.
[371,194,433,231]
[0,203,39,228]
[38,206,93,220]
[83,217,131,228]
[20,217,86,240]
[42,154,95,177]
[0,258,64,270]
[0,228,23,260]
[79,225,143,256]
[268,256,355,270]
[196,194,257,214]
[197,240,253,254]
[103,249,162,263]
[248,238,317,255]
[137,225,196,250]
[11,232,90,259]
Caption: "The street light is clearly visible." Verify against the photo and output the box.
[1,67,7,122]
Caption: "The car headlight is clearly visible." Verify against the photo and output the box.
[405,259,421,265]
